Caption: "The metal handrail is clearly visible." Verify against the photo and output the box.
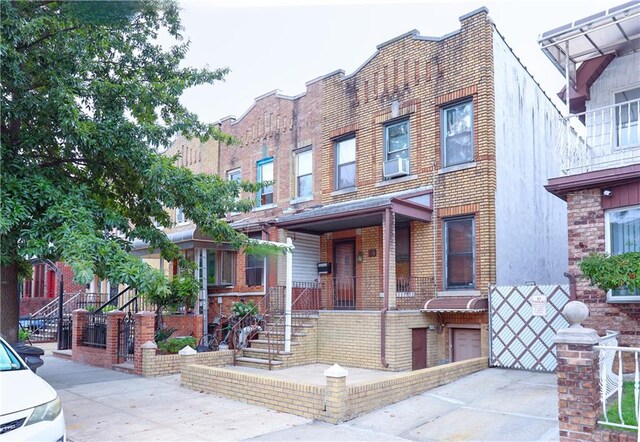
[230,293,271,365]
[94,286,133,314]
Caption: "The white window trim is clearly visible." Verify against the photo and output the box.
[335,136,357,190]
[384,119,410,174]
[295,147,313,199]
[605,204,640,303]
[443,216,476,291]
[175,207,188,225]
[441,100,474,168]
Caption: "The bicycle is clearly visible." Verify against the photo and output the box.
[197,315,223,352]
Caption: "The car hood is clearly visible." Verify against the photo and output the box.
[0,369,57,415]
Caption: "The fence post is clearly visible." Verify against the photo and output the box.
[324,364,348,424]
[107,310,125,365]
[134,311,156,375]
[554,301,600,442]
[71,309,89,364]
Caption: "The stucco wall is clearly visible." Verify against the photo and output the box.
[587,52,640,111]
[493,29,568,285]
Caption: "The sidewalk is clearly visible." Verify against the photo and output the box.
[37,354,559,441]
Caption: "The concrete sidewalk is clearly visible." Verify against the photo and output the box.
[37,354,558,441]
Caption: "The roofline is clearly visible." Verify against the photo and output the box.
[545,164,640,200]
[230,89,307,126]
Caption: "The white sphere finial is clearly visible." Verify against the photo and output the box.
[562,301,589,328]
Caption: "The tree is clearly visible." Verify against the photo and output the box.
[0,0,271,342]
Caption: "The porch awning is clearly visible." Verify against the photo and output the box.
[275,187,432,234]
[130,227,234,257]
[421,296,488,313]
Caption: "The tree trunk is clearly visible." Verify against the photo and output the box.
[1,262,20,343]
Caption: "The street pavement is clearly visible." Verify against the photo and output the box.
[37,354,558,441]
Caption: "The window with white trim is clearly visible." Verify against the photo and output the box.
[606,205,640,301]
[385,119,410,162]
[335,136,356,190]
[295,148,313,199]
[614,87,640,148]
[206,249,236,287]
[175,207,186,224]
[257,158,273,206]
[245,232,265,287]
[442,100,473,167]
[444,217,475,289]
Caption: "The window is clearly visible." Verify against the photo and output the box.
[175,207,186,224]
[444,217,475,289]
[396,225,410,291]
[606,205,640,301]
[442,100,473,167]
[206,249,236,287]
[614,87,640,148]
[335,137,356,190]
[227,168,241,182]
[245,232,265,287]
[257,158,273,206]
[385,120,410,162]
[295,148,313,199]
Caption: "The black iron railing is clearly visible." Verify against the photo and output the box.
[117,315,135,364]
[82,314,107,348]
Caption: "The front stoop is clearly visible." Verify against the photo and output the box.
[234,318,317,370]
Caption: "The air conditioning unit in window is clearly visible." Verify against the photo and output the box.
[383,158,409,178]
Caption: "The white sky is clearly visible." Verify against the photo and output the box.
[175,0,622,123]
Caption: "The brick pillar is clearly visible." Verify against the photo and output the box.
[324,364,348,424]
[134,311,156,375]
[71,309,89,363]
[555,301,601,442]
[106,311,125,365]
[140,341,157,377]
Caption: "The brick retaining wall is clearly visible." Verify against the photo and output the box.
[141,349,233,377]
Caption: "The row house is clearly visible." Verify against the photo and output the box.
[542,2,640,346]
[140,7,568,371]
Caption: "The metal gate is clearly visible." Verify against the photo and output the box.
[489,284,570,372]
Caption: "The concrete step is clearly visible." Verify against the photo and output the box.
[235,356,285,370]
[112,362,135,374]
[242,348,291,360]
[248,339,297,350]
[52,350,72,360]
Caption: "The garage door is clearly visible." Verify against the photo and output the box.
[452,328,481,362]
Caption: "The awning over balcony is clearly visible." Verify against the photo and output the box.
[538,2,640,84]
[545,164,640,200]
[421,296,488,313]
[275,187,432,234]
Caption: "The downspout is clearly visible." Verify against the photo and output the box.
[381,208,391,368]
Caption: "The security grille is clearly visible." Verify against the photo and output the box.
[489,284,570,372]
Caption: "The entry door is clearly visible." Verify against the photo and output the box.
[452,328,481,362]
[412,328,428,370]
[333,240,355,309]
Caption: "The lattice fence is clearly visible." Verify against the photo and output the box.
[490,284,570,372]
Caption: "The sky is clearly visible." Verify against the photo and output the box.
[174,0,623,123]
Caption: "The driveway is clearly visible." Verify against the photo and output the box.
[38,355,558,441]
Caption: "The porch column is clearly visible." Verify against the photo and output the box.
[382,210,397,310]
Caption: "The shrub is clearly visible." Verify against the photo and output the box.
[155,327,177,343]
[157,336,196,354]
[18,328,31,342]
[579,252,640,291]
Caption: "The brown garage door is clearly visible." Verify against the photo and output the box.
[452,328,481,362]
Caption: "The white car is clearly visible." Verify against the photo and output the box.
[0,337,65,441]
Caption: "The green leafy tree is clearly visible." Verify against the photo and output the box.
[0,0,276,342]
[579,252,640,292]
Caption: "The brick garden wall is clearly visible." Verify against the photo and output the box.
[180,356,487,424]
[567,188,640,348]
[163,314,204,341]
[141,349,234,377]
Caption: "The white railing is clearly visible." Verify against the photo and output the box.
[30,290,83,318]
[556,98,640,175]
[595,337,640,431]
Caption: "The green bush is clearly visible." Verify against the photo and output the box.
[579,252,640,291]
[231,300,258,317]
[157,336,196,354]
[18,328,31,342]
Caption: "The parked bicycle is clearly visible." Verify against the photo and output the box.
[197,315,223,352]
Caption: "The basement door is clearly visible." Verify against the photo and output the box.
[452,328,481,362]
[412,328,428,370]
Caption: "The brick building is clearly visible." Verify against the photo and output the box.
[542,2,640,347]
[134,7,568,371]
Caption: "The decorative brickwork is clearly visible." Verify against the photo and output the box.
[71,310,124,369]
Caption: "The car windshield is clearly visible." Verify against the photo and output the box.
[0,340,26,371]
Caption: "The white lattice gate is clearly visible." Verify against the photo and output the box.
[489,284,570,372]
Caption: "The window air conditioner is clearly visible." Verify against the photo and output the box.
[383,158,409,178]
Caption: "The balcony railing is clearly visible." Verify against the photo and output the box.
[557,98,640,175]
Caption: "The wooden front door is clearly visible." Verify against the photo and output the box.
[333,240,355,309]
[412,328,428,370]
[452,328,481,362]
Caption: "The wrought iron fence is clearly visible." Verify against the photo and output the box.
[58,316,73,350]
[395,276,436,310]
[117,315,135,364]
[82,314,107,348]
[595,332,640,431]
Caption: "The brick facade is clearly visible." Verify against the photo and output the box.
[566,187,640,348]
